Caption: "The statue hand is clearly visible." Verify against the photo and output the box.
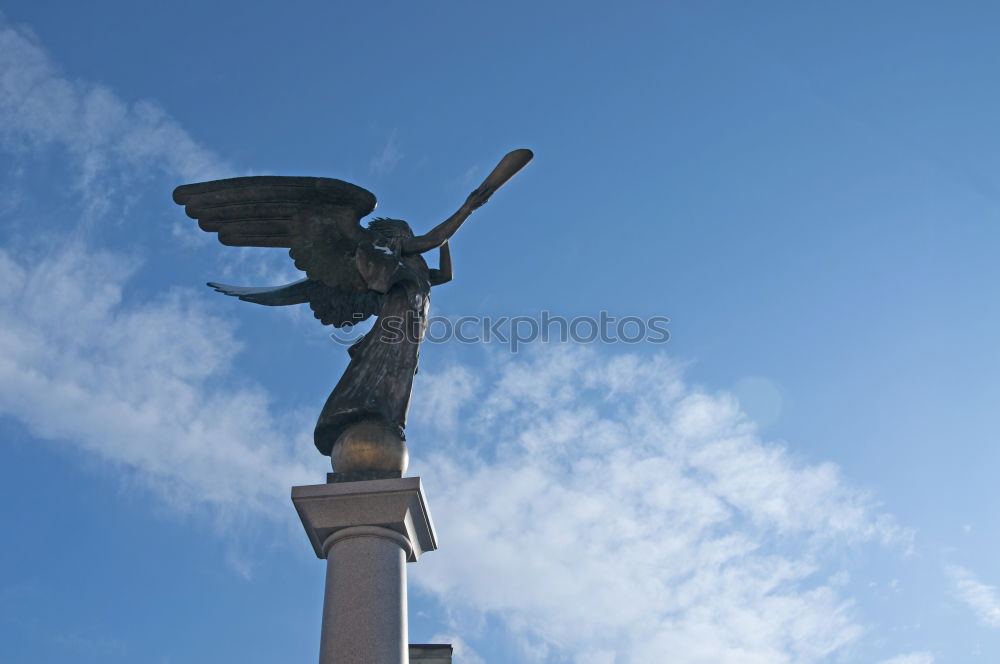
[464,184,493,212]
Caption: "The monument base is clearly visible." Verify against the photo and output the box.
[292,477,438,664]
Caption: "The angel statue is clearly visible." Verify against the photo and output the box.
[173,149,533,478]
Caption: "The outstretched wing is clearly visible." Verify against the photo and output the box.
[207,278,384,328]
[175,176,386,327]
[173,176,374,246]
[207,279,315,305]
[173,176,377,292]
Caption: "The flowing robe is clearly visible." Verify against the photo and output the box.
[313,249,431,455]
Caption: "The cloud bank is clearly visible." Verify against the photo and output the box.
[0,244,315,521]
[0,13,926,662]
[0,13,311,525]
[0,234,914,662]
[409,349,909,663]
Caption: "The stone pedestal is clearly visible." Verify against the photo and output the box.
[293,477,438,664]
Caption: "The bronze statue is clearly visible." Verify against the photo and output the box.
[173,149,532,477]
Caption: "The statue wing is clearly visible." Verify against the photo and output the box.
[174,176,385,327]
[207,279,383,328]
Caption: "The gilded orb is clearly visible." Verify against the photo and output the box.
[330,419,409,474]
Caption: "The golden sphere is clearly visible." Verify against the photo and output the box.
[330,419,409,474]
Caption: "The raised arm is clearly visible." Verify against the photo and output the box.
[401,148,533,256]
[402,193,480,255]
[429,241,453,286]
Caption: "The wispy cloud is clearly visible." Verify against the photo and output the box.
[430,634,484,664]
[878,653,935,664]
[0,231,915,662]
[408,348,910,663]
[52,632,129,659]
[0,14,229,218]
[369,129,403,177]
[0,244,315,525]
[946,565,1000,629]
[0,14,924,662]
[452,163,481,189]
[0,13,313,529]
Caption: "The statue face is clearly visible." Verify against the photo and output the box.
[369,218,414,252]
[384,234,404,253]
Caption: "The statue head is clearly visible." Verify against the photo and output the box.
[368,217,414,253]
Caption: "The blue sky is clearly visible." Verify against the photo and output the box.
[1,2,998,662]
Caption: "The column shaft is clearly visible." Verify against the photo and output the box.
[319,526,411,664]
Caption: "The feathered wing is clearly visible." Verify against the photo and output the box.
[208,279,315,305]
[208,279,383,327]
[174,176,385,327]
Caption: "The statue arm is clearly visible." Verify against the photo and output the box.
[402,197,478,255]
[429,241,452,286]
[402,148,533,256]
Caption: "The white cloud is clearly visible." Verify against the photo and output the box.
[0,14,316,528]
[878,653,935,664]
[0,239,913,661]
[0,244,316,524]
[0,14,229,217]
[408,347,910,663]
[0,16,300,299]
[0,14,307,290]
[946,565,1000,629]
[430,634,485,664]
[0,14,921,662]
[451,163,481,189]
[411,362,482,435]
[370,129,403,177]
[52,632,128,659]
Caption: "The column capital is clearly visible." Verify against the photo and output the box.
[292,477,438,561]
